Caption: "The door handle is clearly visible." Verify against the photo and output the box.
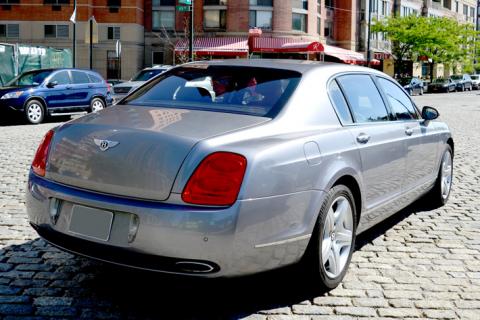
[356,133,371,144]
[405,128,413,136]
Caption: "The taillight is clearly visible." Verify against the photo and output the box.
[106,81,111,93]
[31,129,55,177]
[182,152,247,206]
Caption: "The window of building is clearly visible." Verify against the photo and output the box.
[44,25,69,38]
[43,0,69,4]
[455,1,459,12]
[204,10,227,29]
[337,74,389,123]
[292,0,308,10]
[317,17,321,34]
[204,0,227,5]
[153,10,175,30]
[0,24,19,38]
[152,0,175,5]
[317,0,321,14]
[107,0,121,7]
[325,0,334,8]
[249,10,272,29]
[463,4,468,15]
[0,0,20,4]
[107,50,120,79]
[292,13,307,32]
[152,51,164,65]
[107,26,120,40]
[324,21,333,37]
[249,0,272,5]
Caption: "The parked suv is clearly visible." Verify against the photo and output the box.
[112,65,171,103]
[450,74,472,91]
[0,68,112,124]
[470,74,480,89]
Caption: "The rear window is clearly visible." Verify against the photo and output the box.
[132,69,165,81]
[88,73,103,83]
[123,66,301,117]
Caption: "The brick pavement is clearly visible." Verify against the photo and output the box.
[0,91,479,319]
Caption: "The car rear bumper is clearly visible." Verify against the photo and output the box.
[26,172,322,277]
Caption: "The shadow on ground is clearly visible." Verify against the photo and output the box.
[1,197,440,319]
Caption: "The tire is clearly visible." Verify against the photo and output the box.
[305,184,357,290]
[90,97,105,113]
[24,100,45,124]
[426,145,453,207]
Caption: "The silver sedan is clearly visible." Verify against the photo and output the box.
[26,60,453,289]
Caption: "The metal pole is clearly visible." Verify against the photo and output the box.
[73,0,76,68]
[366,0,372,67]
[189,0,194,62]
[89,18,93,69]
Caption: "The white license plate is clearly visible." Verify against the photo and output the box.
[69,205,114,241]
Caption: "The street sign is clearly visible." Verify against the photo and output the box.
[179,0,191,4]
[177,5,191,12]
[115,40,121,58]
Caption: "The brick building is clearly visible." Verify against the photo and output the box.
[0,0,144,80]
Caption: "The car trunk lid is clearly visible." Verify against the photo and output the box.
[46,105,268,201]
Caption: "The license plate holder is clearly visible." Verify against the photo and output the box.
[69,205,114,241]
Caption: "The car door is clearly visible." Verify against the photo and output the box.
[336,74,407,217]
[43,70,72,110]
[376,77,439,201]
[70,70,93,108]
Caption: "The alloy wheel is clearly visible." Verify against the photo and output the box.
[91,99,105,112]
[27,103,43,123]
[441,151,453,200]
[321,196,354,278]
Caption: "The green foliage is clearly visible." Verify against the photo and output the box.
[371,15,478,71]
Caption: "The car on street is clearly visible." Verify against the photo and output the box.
[106,79,124,87]
[398,76,424,95]
[27,60,454,290]
[428,78,456,93]
[470,74,480,89]
[451,74,473,91]
[112,65,171,103]
[0,68,112,124]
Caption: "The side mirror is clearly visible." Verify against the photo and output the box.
[421,106,439,121]
[46,81,58,88]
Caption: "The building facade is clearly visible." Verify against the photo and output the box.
[0,0,144,80]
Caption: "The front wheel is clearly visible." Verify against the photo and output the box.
[24,100,45,124]
[306,185,357,290]
[90,97,105,113]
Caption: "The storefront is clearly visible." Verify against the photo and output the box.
[174,37,249,64]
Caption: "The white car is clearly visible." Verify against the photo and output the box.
[470,75,480,90]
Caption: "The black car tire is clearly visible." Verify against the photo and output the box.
[426,145,453,207]
[24,100,45,124]
[305,184,357,290]
[89,97,106,113]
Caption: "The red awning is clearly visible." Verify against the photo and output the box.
[322,44,366,65]
[251,37,366,65]
[175,37,249,57]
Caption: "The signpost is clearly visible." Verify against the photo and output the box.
[85,16,98,70]
[177,0,194,61]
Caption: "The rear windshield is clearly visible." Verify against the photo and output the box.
[471,75,479,80]
[451,75,462,80]
[123,66,301,117]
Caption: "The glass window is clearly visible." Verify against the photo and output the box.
[124,66,302,118]
[377,77,418,120]
[204,0,227,4]
[204,10,226,29]
[337,75,389,123]
[328,80,353,124]
[88,73,103,83]
[153,10,175,30]
[317,17,321,34]
[152,0,175,5]
[6,24,19,38]
[153,52,165,65]
[44,25,56,38]
[132,69,165,81]
[71,71,90,84]
[107,26,121,40]
[249,10,272,29]
[249,0,272,5]
[57,25,69,38]
[292,0,308,9]
[50,71,71,85]
[292,13,307,32]
[0,25,5,37]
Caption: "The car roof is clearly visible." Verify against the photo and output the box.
[177,59,385,77]
[21,68,100,74]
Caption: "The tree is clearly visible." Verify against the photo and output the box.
[372,15,478,79]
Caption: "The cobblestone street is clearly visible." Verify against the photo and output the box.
[0,91,479,319]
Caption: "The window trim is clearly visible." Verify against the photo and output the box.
[44,24,69,39]
[45,70,72,86]
[107,26,121,40]
[375,75,422,120]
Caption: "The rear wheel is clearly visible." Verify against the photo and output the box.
[426,145,453,207]
[24,100,45,124]
[306,185,357,290]
[90,97,105,113]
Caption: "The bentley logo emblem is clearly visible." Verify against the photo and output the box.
[94,138,119,151]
